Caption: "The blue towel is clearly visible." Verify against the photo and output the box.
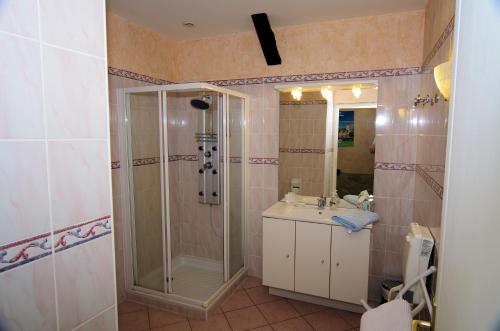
[343,195,358,206]
[332,209,379,232]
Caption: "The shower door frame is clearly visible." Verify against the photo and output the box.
[118,83,249,309]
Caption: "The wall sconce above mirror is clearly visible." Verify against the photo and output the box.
[434,60,452,100]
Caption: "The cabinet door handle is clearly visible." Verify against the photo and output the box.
[286,254,290,258]
[336,262,340,267]
[321,259,325,264]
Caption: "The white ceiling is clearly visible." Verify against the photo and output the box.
[107,0,427,40]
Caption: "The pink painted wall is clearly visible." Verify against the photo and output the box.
[175,11,424,82]
[0,0,116,329]
[107,13,178,82]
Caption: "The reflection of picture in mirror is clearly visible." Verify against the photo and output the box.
[337,108,376,196]
[338,111,355,147]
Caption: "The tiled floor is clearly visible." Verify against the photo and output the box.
[118,276,361,331]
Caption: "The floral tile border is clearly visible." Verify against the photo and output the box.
[416,165,444,200]
[375,162,417,171]
[0,216,112,273]
[249,157,279,165]
[422,16,455,68]
[205,67,422,87]
[279,148,326,154]
[375,162,444,200]
[280,100,327,105]
[132,157,161,167]
[108,67,173,85]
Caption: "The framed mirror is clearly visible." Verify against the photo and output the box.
[277,83,377,201]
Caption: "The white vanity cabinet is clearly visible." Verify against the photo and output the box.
[295,222,331,298]
[330,226,370,303]
[262,202,371,308]
[262,218,295,291]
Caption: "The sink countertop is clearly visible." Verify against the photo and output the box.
[262,201,373,229]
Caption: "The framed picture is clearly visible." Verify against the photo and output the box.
[338,110,354,147]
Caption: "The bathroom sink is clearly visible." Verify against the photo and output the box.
[262,200,372,228]
[263,201,337,224]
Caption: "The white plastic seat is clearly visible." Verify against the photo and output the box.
[360,299,412,331]
[360,266,436,331]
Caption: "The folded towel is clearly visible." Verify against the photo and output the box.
[332,209,379,232]
[337,199,358,209]
[343,195,358,206]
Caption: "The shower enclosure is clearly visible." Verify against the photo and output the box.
[118,83,247,316]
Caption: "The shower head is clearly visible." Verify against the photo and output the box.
[191,99,210,110]
[191,95,211,110]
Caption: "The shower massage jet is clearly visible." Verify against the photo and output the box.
[192,94,221,205]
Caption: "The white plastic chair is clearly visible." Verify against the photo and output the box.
[359,266,437,331]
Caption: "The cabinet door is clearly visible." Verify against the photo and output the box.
[262,218,295,291]
[295,222,331,298]
[330,226,370,304]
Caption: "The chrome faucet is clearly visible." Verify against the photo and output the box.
[317,195,327,209]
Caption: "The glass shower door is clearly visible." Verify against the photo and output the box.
[127,91,167,293]
[227,95,245,278]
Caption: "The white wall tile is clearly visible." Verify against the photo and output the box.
[48,141,111,229]
[0,34,44,139]
[40,0,105,57]
[0,142,50,243]
[0,256,57,331]
[55,236,115,331]
[43,46,107,139]
[74,306,116,331]
[0,0,39,39]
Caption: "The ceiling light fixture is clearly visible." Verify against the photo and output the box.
[182,21,195,28]
[291,88,302,101]
[352,85,362,99]
[321,86,333,102]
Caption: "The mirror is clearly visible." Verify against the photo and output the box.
[278,84,377,201]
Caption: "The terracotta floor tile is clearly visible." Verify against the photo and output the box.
[271,317,314,331]
[189,313,231,331]
[118,310,150,331]
[249,326,273,331]
[151,321,191,331]
[287,299,328,315]
[241,276,262,289]
[118,301,148,315]
[149,308,187,328]
[245,286,280,305]
[221,289,254,312]
[335,309,361,328]
[257,300,299,323]
[225,306,268,331]
[303,310,352,331]
[208,306,223,316]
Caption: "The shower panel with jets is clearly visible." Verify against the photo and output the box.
[118,83,247,317]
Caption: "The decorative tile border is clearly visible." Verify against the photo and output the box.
[375,162,417,171]
[416,165,444,200]
[418,164,445,173]
[111,161,121,169]
[249,157,279,165]
[205,67,422,87]
[0,216,112,273]
[108,67,173,85]
[280,100,327,105]
[422,16,455,68]
[280,147,326,154]
[375,162,444,199]
[132,157,161,167]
